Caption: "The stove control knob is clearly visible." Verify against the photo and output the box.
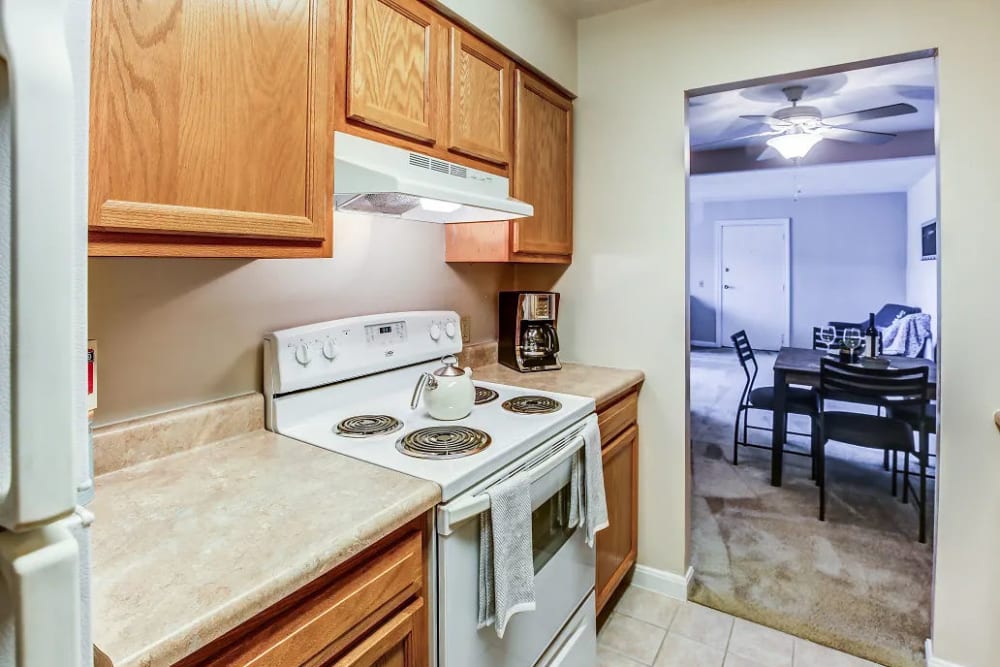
[322,339,338,361]
[445,321,457,339]
[429,323,442,341]
[294,343,312,366]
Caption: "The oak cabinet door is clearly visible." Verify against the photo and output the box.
[89,0,329,245]
[330,599,427,667]
[447,28,512,166]
[596,425,639,614]
[346,0,441,144]
[511,71,573,257]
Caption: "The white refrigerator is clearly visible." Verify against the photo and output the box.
[0,1,92,666]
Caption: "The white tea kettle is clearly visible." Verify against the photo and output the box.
[410,355,475,421]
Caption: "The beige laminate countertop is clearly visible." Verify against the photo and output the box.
[473,362,645,410]
[90,430,440,667]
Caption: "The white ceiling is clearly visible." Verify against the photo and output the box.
[541,0,655,19]
[689,58,936,151]
[689,156,935,203]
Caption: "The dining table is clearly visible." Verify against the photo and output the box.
[769,347,938,486]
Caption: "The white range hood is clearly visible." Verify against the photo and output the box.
[333,131,533,224]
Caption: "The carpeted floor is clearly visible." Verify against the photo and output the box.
[689,347,934,667]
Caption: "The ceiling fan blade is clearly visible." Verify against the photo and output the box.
[692,130,778,150]
[755,145,780,161]
[823,103,918,126]
[819,126,897,145]
[740,114,789,128]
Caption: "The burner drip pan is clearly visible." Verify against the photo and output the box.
[474,386,500,405]
[396,426,491,459]
[336,415,403,438]
[502,395,562,415]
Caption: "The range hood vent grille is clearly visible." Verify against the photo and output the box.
[408,152,468,179]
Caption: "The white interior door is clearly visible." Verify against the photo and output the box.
[718,219,789,351]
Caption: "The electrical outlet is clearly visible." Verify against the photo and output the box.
[460,315,472,344]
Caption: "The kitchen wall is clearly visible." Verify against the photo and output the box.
[89,216,512,425]
[551,2,998,665]
[438,0,578,92]
[689,193,909,347]
[906,167,938,336]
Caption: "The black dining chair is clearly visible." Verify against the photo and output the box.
[889,401,938,501]
[813,325,901,479]
[730,330,819,468]
[816,358,932,542]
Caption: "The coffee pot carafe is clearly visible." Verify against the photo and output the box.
[521,323,558,357]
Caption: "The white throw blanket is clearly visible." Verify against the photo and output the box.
[477,473,536,638]
[881,313,933,358]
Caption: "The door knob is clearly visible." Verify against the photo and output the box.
[723,284,732,290]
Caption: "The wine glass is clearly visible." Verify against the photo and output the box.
[819,326,836,353]
[843,327,863,360]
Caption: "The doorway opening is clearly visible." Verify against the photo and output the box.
[685,51,940,667]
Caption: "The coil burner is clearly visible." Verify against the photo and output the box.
[335,415,403,438]
[396,426,492,459]
[501,395,562,415]
[474,386,500,405]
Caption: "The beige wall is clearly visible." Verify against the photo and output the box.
[551,1,999,665]
[439,0,578,91]
[89,216,511,425]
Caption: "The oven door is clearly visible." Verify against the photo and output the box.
[436,420,596,667]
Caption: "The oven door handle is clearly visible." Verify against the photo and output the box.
[436,432,587,536]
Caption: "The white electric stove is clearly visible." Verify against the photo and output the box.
[264,311,599,667]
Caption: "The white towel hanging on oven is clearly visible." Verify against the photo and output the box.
[569,416,609,547]
[477,472,536,638]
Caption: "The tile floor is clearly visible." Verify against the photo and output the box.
[599,586,882,667]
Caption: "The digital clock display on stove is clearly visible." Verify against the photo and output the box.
[365,321,407,345]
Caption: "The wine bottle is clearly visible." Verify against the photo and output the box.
[865,312,878,359]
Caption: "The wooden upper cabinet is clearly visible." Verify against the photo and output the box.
[89,0,332,257]
[447,28,512,166]
[512,70,573,256]
[444,69,573,263]
[346,0,441,144]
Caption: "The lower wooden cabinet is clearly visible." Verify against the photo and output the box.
[175,519,428,667]
[332,599,425,667]
[595,392,640,615]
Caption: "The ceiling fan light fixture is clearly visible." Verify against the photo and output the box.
[766,131,824,160]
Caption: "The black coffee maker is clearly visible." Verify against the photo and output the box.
[499,291,561,372]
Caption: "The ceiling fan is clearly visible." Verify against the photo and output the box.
[694,85,918,160]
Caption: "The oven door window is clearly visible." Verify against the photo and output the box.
[531,484,575,573]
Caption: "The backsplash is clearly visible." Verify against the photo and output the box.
[92,393,263,475]
[89,216,513,425]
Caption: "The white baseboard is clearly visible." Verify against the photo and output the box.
[926,639,968,667]
[691,339,719,348]
[630,564,694,601]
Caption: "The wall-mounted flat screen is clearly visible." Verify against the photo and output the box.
[921,220,937,261]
